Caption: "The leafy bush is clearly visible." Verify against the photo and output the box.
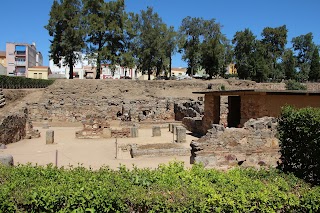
[1,162,320,212]
[0,76,55,89]
[285,79,307,90]
[278,106,320,185]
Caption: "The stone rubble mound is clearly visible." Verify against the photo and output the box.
[190,117,280,169]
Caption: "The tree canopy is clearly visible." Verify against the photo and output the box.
[45,1,320,82]
[45,0,85,79]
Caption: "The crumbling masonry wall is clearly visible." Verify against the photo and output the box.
[190,117,280,169]
[0,108,40,145]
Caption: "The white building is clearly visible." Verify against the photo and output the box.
[49,52,139,79]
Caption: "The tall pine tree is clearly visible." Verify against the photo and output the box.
[309,47,320,82]
[45,0,85,79]
[83,0,125,79]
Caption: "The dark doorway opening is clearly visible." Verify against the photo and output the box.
[228,96,241,127]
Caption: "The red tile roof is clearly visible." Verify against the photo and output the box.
[0,51,6,57]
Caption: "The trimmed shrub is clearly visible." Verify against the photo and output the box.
[285,79,307,90]
[278,106,320,184]
[0,76,55,89]
[0,162,320,212]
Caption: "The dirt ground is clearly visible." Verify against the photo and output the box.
[0,124,198,170]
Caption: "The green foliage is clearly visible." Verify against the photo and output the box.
[83,0,126,79]
[178,16,204,76]
[1,162,320,212]
[282,49,297,80]
[132,7,175,80]
[261,25,288,81]
[0,76,55,89]
[45,0,85,79]
[232,28,257,80]
[285,79,307,90]
[278,106,320,184]
[309,47,320,82]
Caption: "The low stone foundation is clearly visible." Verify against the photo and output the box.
[75,116,138,139]
[130,143,190,158]
[190,117,280,168]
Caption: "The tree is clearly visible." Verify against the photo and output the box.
[45,0,85,79]
[163,26,177,77]
[179,17,205,76]
[282,49,296,80]
[83,0,125,79]
[232,28,256,80]
[250,41,270,82]
[200,19,232,78]
[309,47,320,82]
[132,7,167,80]
[292,33,316,81]
[119,12,137,78]
[261,25,288,80]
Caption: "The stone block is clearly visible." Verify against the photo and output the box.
[102,128,112,138]
[0,154,14,166]
[152,126,161,137]
[130,127,139,138]
[46,130,54,144]
[172,124,181,135]
[176,126,186,143]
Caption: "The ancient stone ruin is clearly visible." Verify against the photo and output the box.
[130,143,190,158]
[75,115,139,139]
[75,115,111,139]
[190,117,280,169]
[0,107,40,145]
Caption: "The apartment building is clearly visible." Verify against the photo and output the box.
[5,42,43,77]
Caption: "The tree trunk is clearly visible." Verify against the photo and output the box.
[148,68,151,80]
[69,57,73,79]
[96,52,101,79]
[169,54,172,78]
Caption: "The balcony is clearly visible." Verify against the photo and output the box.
[15,51,26,56]
[15,61,26,66]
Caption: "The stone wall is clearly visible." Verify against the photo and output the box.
[174,99,204,121]
[190,117,280,169]
[240,95,268,125]
[0,88,5,108]
[182,117,203,136]
[130,143,190,158]
[0,107,40,145]
[201,94,220,135]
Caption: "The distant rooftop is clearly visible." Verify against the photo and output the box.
[0,51,5,57]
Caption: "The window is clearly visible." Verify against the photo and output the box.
[34,73,38,79]
[39,73,42,79]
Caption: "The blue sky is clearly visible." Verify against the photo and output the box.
[0,0,319,67]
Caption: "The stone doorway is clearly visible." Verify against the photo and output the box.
[227,96,241,127]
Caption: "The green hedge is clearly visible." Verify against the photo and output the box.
[278,106,320,185]
[1,162,320,212]
[0,76,55,89]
